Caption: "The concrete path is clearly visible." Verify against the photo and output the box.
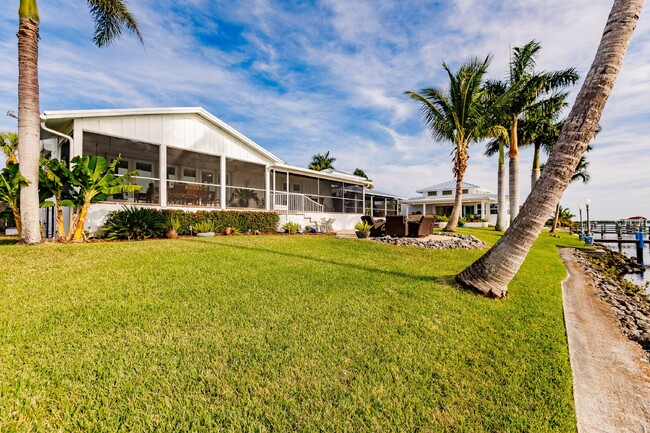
[560,248,650,433]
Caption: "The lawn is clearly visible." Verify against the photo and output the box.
[0,229,582,432]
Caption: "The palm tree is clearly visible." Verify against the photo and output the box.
[405,56,494,232]
[500,40,579,223]
[548,205,577,229]
[17,0,142,245]
[456,0,643,298]
[353,168,369,180]
[0,163,28,236]
[308,151,336,171]
[1,132,19,165]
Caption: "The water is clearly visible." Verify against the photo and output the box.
[594,233,650,295]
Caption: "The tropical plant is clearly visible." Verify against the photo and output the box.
[547,205,576,228]
[0,132,19,165]
[353,168,370,180]
[193,220,216,234]
[405,56,496,232]
[319,218,335,234]
[230,187,260,207]
[38,158,72,241]
[66,155,141,241]
[456,0,642,298]
[308,151,336,171]
[281,221,301,234]
[17,0,142,244]
[549,152,591,232]
[101,206,166,240]
[494,40,579,223]
[0,163,28,236]
[354,221,372,232]
[436,215,449,222]
[168,217,181,232]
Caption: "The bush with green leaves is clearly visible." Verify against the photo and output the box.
[193,220,216,233]
[436,215,450,222]
[101,206,166,240]
[354,221,371,231]
[281,221,301,233]
[160,210,279,235]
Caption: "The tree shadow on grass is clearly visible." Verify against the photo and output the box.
[0,236,19,246]
[187,237,442,284]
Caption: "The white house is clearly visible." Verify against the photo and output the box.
[401,180,507,227]
[39,107,402,233]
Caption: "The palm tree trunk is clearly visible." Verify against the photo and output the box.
[508,118,519,223]
[456,0,643,297]
[495,142,507,231]
[66,210,79,241]
[444,144,468,232]
[550,202,560,233]
[531,143,541,189]
[17,13,41,245]
[72,201,91,241]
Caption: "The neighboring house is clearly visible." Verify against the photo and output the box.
[39,107,401,233]
[401,180,507,226]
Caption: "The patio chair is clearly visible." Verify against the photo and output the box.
[361,215,385,237]
[409,215,436,237]
[385,215,408,237]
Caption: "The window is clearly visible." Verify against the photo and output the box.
[462,189,469,194]
[167,166,176,180]
[115,159,129,176]
[442,190,452,196]
[477,204,482,215]
[427,191,437,197]
[136,162,153,178]
[490,204,498,215]
[183,168,197,182]
[202,171,214,184]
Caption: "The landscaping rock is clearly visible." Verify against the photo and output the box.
[373,233,485,250]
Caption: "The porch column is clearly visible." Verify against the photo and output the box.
[264,165,270,211]
[370,196,374,217]
[72,120,83,157]
[220,157,226,210]
[286,172,290,211]
[362,187,366,215]
[423,203,427,215]
[159,143,167,207]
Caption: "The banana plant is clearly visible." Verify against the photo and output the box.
[66,155,141,241]
[0,163,28,236]
[39,158,73,241]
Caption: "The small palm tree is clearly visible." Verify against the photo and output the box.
[308,151,336,171]
[39,158,72,241]
[353,168,369,180]
[405,56,495,232]
[0,163,28,236]
[17,0,142,244]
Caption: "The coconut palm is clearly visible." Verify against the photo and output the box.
[405,56,495,232]
[456,0,643,298]
[0,163,28,236]
[17,0,142,244]
[499,40,579,223]
[353,168,369,180]
[39,158,72,241]
[1,132,19,165]
[548,205,576,228]
[308,151,336,171]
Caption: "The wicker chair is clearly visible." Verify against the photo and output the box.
[361,215,385,237]
[385,215,408,237]
[409,215,436,237]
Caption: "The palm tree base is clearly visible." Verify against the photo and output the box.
[455,269,508,298]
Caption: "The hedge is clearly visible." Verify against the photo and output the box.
[160,209,280,235]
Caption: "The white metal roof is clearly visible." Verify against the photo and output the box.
[415,180,484,193]
[403,193,497,204]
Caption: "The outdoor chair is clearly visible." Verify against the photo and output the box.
[409,215,436,237]
[385,215,408,237]
[361,215,385,237]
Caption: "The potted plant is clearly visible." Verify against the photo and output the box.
[194,220,216,237]
[436,215,449,229]
[480,218,489,228]
[354,221,371,238]
[166,217,181,239]
[458,217,467,227]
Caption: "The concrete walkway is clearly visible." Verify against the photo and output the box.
[560,248,650,433]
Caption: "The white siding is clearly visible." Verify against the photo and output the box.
[77,114,272,165]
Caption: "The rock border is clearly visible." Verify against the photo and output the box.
[373,233,486,250]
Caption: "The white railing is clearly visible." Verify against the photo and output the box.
[273,192,324,213]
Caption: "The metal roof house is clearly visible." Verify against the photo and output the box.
[401,180,507,226]
[39,107,401,233]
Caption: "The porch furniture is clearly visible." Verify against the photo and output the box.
[409,215,436,237]
[185,184,200,205]
[361,215,385,237]
[385,215,408,237]
[168,183,187,204]
[198,188,216,206]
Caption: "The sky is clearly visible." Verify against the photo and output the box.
[0,0,648,220]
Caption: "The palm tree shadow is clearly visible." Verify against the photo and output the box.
[0,236,19,246]
[187,237,439,284]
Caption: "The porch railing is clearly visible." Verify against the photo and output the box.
[273,192,324,213]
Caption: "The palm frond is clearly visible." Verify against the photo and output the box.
[87,0,143,47]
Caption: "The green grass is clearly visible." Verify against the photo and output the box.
[0,229,582,432]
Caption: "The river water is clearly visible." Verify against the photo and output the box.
[593,233,650,294]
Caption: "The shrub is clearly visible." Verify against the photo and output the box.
[281,221,301,234]
[436,215,449,222]
[193,220,216,233]
[160,210,280,235]
[319,218,335,234]
[101,206,166,240]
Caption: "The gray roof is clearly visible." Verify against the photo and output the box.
[416,180,482,193]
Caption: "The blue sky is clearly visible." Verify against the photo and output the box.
[1,0,648,219]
